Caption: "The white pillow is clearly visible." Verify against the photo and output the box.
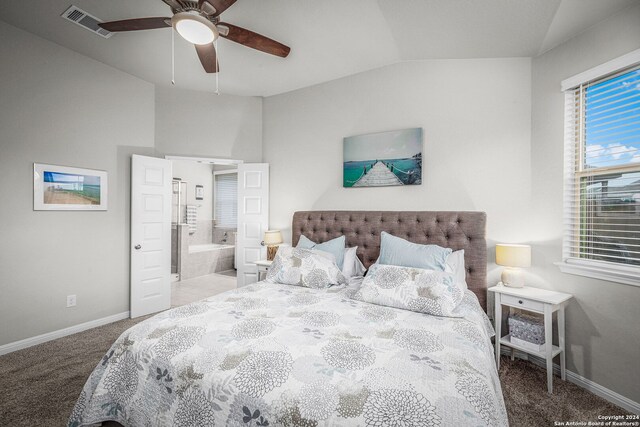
[356,264,464,317]
[342,247,367,278]
[266,247,346,288]
[445,250,467,291]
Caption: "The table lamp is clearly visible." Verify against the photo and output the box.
[263,230,283,261]
[496,244,531,288]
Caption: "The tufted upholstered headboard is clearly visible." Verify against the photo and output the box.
[292,211,488,310]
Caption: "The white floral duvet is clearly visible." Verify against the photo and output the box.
[69,280,508,427]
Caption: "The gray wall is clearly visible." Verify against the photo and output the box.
[263,58,532,249]
[0,21,155,345]
[0,21,264,347]
[529,4,640,402]
[155,86,262,161]
[262,5,640,403]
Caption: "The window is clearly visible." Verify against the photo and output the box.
[214,172,237,228]
[561,55,640,286]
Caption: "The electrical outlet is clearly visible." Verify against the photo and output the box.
[67,294,76,307]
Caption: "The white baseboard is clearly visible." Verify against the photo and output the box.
[0,311,130,356]
[500,348,640,415]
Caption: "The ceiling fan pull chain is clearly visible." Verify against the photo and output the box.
[214,38,220,95]
[171,29,176,85]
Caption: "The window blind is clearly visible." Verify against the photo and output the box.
[563,66,640,268]
[214,173,238,228]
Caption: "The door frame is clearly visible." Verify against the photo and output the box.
[165,155,244,166]
[163,155,245,291]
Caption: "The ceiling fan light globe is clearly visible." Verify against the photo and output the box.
[172,12,218,45]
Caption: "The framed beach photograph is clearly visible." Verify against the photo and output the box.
[343,128,423,188]
[33,163,108,211]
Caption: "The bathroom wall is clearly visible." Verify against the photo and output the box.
[172,159,215,245]
[178,224,235,279]
[213,228,237,244]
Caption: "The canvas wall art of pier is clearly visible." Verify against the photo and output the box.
[343,128,423,188]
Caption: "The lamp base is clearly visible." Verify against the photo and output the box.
[267,245,279,261]
[501,268,524,288]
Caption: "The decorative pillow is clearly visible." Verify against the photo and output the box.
[355,264,464,317]
[296,235,346,269]
[445,250,468,291]
[342,246,367,278]
[309,249,337,264]
[378,232,452,271]
[266,247,346,288]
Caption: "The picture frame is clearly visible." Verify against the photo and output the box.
[195,184,204,200]
[33,163,108,211]
[343,128,423,188]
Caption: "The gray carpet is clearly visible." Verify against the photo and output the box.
[0,317,149,427]
[0,317,630,426]
[499,357,630,426]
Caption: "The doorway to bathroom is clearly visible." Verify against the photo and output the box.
[169,157,240,307]
[130,155,269,317]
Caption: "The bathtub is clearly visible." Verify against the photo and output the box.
[180,242,236,280]
[188,243,235,254]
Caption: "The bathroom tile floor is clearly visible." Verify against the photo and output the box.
[171,271,238,307]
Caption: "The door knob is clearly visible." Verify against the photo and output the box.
[135,244,142,250]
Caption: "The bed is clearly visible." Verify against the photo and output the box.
[69,211,508,427]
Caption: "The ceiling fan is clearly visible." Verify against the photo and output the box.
[99,0,291,73]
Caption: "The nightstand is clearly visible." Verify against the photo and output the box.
[254,260,273,281]
[488,284,573,394]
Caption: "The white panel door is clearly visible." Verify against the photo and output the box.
[237,163,269,286]
[131,155,172,318]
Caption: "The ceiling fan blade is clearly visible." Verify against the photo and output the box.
[99,17,170,32]
[161,0,182,10]
[199,0,237,17]
[217,23,290,58]
[195,43,220,73]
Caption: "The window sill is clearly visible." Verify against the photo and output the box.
[555,259,640,288]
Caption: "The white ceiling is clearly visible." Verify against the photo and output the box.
[0,0,637,96]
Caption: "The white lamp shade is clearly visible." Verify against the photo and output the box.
[263,230,283,245]
[496,244,531,268]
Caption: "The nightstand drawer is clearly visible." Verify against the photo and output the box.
[501,294,544,312]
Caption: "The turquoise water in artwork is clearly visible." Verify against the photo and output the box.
[43,171,101,203]
[343,160,377,187]
[387,158,422,185]
[343,157,422,187]
[79,185,101,201]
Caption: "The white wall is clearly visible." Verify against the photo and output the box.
[263,58,532,250]
[0,21,156,346]
[155,86,262,162]
[530,4,640,402]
